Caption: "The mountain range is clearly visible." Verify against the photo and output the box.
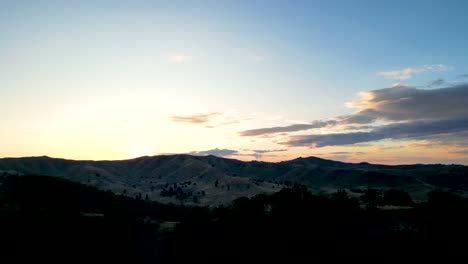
[1,155,467,206]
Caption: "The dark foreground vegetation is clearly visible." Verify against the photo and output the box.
[1,175,468,262]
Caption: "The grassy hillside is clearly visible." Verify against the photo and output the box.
[1,155,467,205]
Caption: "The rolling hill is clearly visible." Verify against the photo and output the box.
[1,155,467,205]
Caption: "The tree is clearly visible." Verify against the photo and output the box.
[331,189,349,202]
[382,189,413,206]
[361,188,382,210]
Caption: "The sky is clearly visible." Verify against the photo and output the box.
[1,0,468,164]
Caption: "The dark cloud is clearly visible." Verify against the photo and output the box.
[240,85,468,137]
[188,148,238,157]
[377,145,405,150]
[419,131,468,148]
[239,120,337,137]
[449,149,468,155]
[246,149,288,154]
[457,74,468,79]
[347,84,468,121]
[241,148,288,159]
[341,125,374,131]
[338,109,379,124]
[282,117,468,147]
[327,151,365,155]
[241,84,468,150]
[284,132,379,147]
[170,112,221,124]
[427,78,446,87]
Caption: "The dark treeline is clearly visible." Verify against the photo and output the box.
[1,175,468,263]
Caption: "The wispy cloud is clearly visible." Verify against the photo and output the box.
[221,121,240,125]
[239,120,337,137]
[244,148,288,154]
[427,78,447,87]
[282,117,468,148]
[449,149,468,155]
[241,148,288,159]
[377,64,451,80]
[188,148,238,157]
[170,113,221,124]
[457,73,468,79]
[327,151,365,155]
[169,54,192,63]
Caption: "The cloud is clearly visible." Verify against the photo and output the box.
[188,148,238,157]
[428,78,447,87]
[282,117,468,147]
[221,121,240,125]
[240,148,288,159]
[338,109,379,124]
[457,74,468,79]
[245,148,288,154]
[240,84,468,137]
[239,120,337,137]
[169,54,191,63]
[327,151,365,155]
[170,113,221,124]
[240,83,468,151]
[420,131,468,148]
[377,64,450,80]
[449,149,468,155]
[345,84,468,121]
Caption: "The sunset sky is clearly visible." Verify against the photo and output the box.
[1,0,468,164]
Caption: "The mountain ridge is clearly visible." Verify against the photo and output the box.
[1,154,467,205]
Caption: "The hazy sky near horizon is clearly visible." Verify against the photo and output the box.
[1,0,468,164]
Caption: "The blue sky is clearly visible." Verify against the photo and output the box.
[1,0,468,164]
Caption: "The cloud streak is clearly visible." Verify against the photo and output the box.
[188,148,238,157]
[282,117,468,147]
[170,113,221,124]
[428,78,447,87]
[242,148,288,159]
[377,64,450,80]
[239,120,337,136]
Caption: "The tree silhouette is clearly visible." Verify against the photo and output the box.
[361,188,382,210]
[382,189,413,206]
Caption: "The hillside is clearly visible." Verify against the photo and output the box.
[1,155,467,205]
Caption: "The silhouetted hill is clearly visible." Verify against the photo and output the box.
[0,155,467,205]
